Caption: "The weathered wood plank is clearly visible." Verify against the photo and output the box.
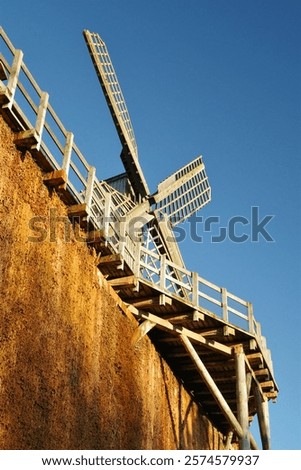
[14,129,39,148]
[43,169,67,188]
[97,253,121,265]
[131,296,163,309]
[260,381,274,391]
[246,353,264,368]
[131,320,156,346]
[131,294,172,309]
[108,275,137,289]
[254,368,270,378]
[67,203,88,218]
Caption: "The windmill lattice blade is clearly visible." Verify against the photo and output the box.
[154,156,211,225]
[83,30,149,199]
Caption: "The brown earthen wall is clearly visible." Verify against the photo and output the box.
[0,115,225,450]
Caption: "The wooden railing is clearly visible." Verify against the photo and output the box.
[138,246,261,337]
[0,26,265,348]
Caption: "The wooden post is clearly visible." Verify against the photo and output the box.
[103,192,112,242]
[14,91,49,150]
[62,131,74,177]
[3,49,23,108]
[36,92,49,136]
[192,272,199,306]
[225,430,234,450]
[160,254,166,290]
[133,240,141,278]
[118,220,126,270]
[221,287,228,323]
[179,335,258,450]
[34,91,49,150]
[247,302,254,334]
[254,385,271,450]
[85,166,96,213]
[234,344,251,450]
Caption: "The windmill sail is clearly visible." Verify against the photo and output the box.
[153,156,211,225]
[83,30,149,200]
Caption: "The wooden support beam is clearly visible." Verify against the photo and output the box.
[246,352,264,368]
[131,320,156,346]
[159,294,172,306]
[193,310,205,322]
[234,345,251,450]
[128,306,233,356]
[166,314,195,324]
[108,275,137,289]
[14,128,39,148]
[179,335,258,450]
[254,385,271,450]
[260,380,275,391]
[97,253,121,265]
[223,325,236,336]
[244,356,265,402]
[67,203,88,218]
[131,295,172,309]
[131,297,159,309]
[163,310,204,324]
[43,169,67,188]
[265,391,278,400]
[225,430,234,450]
[254,368,270,379]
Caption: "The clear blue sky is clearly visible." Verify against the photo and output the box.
[2,0,300,450]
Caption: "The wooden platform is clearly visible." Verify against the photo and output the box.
[97,255,277,443]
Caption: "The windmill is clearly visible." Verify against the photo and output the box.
[83,30,211,268]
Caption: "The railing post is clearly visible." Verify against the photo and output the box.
[221,287,228,323]
[133,239,141,278]
[103,192,112,242]
[85,166,96,214]
[160,254,166,291]
[1,49,23,108]
[192,272,199,306]
[33,91,49,150]
[247,302,254,334]
[118,220,126,267]
[62,131,74,177]
[14,91,49,150]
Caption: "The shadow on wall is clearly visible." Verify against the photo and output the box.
[159,357,217,450]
